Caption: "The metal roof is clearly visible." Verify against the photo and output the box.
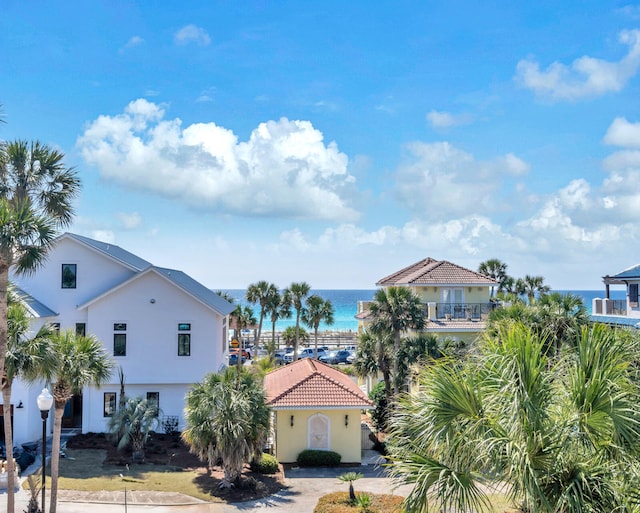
[64,233,152,271]
[154,267,236,315]
[591,315,640,328]
[14,287,58,318]
[611,264,640,281]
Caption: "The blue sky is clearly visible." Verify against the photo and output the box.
[2,1,640,290]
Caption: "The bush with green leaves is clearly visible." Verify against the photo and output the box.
[368,381,387,432]
[296,449,341,467]
[250,453,279,474]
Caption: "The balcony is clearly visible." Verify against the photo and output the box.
[434,302,496,321]
[592,298,627,316]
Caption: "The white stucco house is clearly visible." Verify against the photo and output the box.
[6,232,234,447]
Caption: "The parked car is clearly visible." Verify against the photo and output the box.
[274,348,294,365]
[284,347,327,363]
[319,350,352,365]
[228,353,246,365]
[230,348,251,359]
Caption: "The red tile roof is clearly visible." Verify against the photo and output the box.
[265,359,373,410]
[376,258,497,287]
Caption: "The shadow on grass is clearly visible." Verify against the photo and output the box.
[192,468,289,503]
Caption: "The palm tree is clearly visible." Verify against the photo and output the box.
[108,396,160,462]
[301,294,335,358]
[47,330,114,513]
[2,292,55,513]
[232,305,256,370]
[368,287,425,396]
[338,471,363,502]
[518,274,550,304]
[182,367,270,488]
[478,258,508,298]
[537,292,589,353]
[282,282,311,361]
[0,140,80,455]
[281,325,308,347]
[246,281,278,347]
[263,290,290,358]
[387,323,640,513]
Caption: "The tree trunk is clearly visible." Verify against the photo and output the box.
[294,311,300,361]
[2,385,16,513]
[49,401,66,513]
[314,327,319,358]
[393,330,401,396]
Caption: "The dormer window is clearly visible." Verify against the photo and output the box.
[61,264,77,289]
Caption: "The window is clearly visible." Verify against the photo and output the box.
[113,323,127,356]
[630,284,639,308]
[114,334,126,356]
[61,264,77,289]
[147,392,159,417]
[104,393,116,417]
[178,323,191,356]
[75,323,86,337]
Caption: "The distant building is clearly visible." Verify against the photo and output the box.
[592,264,640,328]
[8,233,234,447]
[357,257,497,344]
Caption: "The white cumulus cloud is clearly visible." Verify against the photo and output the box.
[426,110,474,129]
[77,99,359,222]
[174,24,211,46]
[603,117,640,147]
[515,29,640,101]
[394,141,529,220]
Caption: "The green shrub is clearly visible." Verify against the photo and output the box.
[250,453,280,474]
[369,381,388,432]
[297,449,341,467]
[314,491,405,513]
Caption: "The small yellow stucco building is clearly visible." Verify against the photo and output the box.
[265,359,373,464]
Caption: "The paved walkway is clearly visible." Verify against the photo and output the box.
[7,452,413,513]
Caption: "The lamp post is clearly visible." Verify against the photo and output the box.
[37,388,53,513]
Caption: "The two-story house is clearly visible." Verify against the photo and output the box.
[592,264,640,328]
[7,233,234,447]
[357,257,497,344]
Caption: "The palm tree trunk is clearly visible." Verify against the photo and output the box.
[2,386,16,513]
[294,312,300,361]
[269,319,277,358]
[49,402,65,513]
[393,330,401,396]
[314,327,319,358]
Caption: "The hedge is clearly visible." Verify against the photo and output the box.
[296,449,341,467]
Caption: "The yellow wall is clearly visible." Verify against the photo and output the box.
[273,409,364,463]
[411,285,491,303]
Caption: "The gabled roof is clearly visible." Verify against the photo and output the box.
[265,359,373,410]
[78,266,235,316]
[611,264,640,281]
[377,257,497,287]
[62,233,152,272]
[14,287,58,318]
[154,267,236,315]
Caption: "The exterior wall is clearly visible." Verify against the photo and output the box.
[9,379,53,447]
[409,285,491,304]
[86,271,226,384]
[83,383,192,434]
[14,236,138,322]
[273,408,363,463]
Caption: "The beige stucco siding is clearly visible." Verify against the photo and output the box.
[273,408,363,463]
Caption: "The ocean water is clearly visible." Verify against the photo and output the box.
[220,289,376,332]
[219,288,624,332]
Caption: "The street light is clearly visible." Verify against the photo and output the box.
[37,388,53,513]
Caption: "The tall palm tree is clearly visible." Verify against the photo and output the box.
[387,323,640,513]
[2,292,56,513]
[46,330,114,513]
[0,140,80,455]
[301,294,335,358]
[478,258,508,298]
[263,290,290,358]
[246,281,278,347]
[232,305,256,370]
[368,286,425,396]
[182,367,270,488]
[537,292,589,353]
[282,282,311,361]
